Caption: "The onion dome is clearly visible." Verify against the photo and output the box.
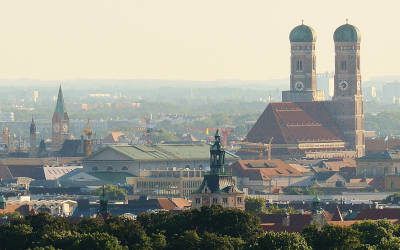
[289,23,316,43]
[334,23,361,43]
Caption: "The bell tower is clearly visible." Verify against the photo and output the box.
[332,22,365,157]
[283,22,323,102]
[29,117,37,156]
[52,86,70,149]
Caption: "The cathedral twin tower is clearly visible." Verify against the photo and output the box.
[246,22,364,159]
[283,21,364,157]
[283,21,362,103]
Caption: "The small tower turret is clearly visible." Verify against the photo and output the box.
[29,117,37,156]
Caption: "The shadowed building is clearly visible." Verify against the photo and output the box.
[191,131,245,210]
[244,22,365,159]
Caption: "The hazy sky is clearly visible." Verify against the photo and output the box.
[0,0,398,81]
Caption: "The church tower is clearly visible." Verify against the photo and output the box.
[282,22,323,102]
[29,117,37,156]
[332,22,365,157]
[191,130,245,210]
[52,86,70,150]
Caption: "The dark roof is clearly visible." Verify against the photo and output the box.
[73,198,190,217]
[246,102,344,144]
[260,213,313,232]
[355,208,400,220]
[197,174,242,194]
[58,139,83,157]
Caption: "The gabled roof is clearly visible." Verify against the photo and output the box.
[88,143,238,162]
[246,102,344,144]
[231,159,304,181]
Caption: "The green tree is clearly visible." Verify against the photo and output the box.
[76,217,105,234]
[93,185,127,201]
[303,225,361,250]
[0,223,33,250]
[104,216,151,249]
[151,233,167,249]
[377,237,400,250]
[74,232,126,250]
[352,220,395,246]
[245,197,266,214]
[168,230,201,250]
[254,231,311,250]
[200,232,245,250]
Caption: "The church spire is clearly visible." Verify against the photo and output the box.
[55,85,65,115]
[210,129,226,175]
[30,116,36,134]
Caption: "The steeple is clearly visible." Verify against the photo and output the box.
[55,85,65,115]
[210,129,226,175]
[30,116,36,134]
[98,185,109,219]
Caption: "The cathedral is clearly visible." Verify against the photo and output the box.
[246,22,365,159]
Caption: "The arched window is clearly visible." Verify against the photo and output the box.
[341,61,347,71]
[296,60,303,72]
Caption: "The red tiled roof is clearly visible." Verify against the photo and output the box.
[246,102,344,144]
[170,198,191,209]
[366,137,400,153]
[355,208,400,220]
[0,204,31,216]
[156,198,177,210]
[260,213,313,232]
[230,159,303,181]
[323,159,356,171]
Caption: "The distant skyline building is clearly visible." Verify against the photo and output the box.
[29,117,37,156]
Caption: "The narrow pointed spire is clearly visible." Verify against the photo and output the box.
[55,85,65,115]
[30,116,36,134]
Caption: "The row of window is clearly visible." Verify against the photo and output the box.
[195,197,243,204]
[92,166,128,171]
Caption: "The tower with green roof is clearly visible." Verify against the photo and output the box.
[331,21,365,157]
[191,130,245,210]
[52,86,70,149]
[283,21,323,102]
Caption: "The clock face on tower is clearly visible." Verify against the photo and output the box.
[295,81,304,91]
[62,124,68,133]
[339,80,349,91]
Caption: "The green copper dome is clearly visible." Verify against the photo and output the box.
[289,24,316,43]
[334,23,361,42]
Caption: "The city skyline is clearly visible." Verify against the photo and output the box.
[0,0,398,81]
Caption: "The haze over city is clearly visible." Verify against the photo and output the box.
[0,0,398,81]
[2,1,400,249]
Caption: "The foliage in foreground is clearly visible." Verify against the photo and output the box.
[0,206,400,250]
